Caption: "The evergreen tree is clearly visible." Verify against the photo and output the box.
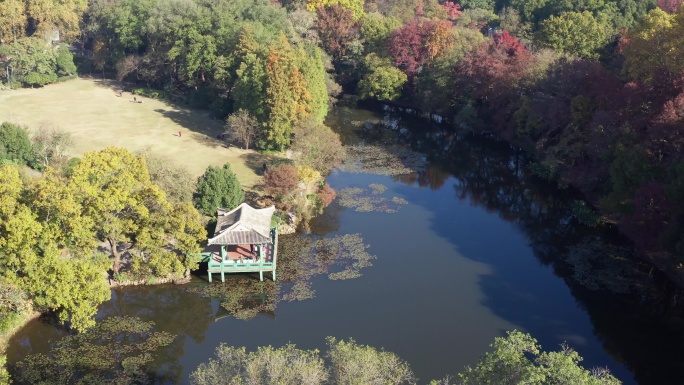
[194,163,245,216]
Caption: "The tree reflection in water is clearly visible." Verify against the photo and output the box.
[378,106,684,385]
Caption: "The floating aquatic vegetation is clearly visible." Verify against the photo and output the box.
[189,234,376,319]
[391,197,408,204]
[339,145,428,176]
[337,184,409,213]
[369,183,386,194]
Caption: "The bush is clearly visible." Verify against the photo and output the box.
[298,165,321,184]
[0,122,37,167]
[194,163,245,216]
[55,45,77,76]
[317,183,336,207]
[132,87,170,100]
[22,72,57,87]
[264,163,299,198]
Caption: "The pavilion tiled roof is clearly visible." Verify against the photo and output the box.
[208,203,275,245]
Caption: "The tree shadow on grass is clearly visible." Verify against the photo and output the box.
[240,152,279,176]
[149,108,230,149]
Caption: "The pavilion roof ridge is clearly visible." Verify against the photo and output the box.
[208,203,275,245]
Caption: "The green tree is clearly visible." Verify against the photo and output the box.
[358,54,407,101]
[537,11,611,57]
[0,0,26,43]
[192,343,328,385]
[194,163,245,216]
[64,147,205,275]
[55,44,77,76]
[232,28,268,121]
[4,37,58,87]
[415,27,485,114]
[360,12,401,56]
[0,121,36,166]
[327,337,415,385]
[0,165,111,332]
[621,8,682,82]
[306,0,365,19]
[457,330,621,385]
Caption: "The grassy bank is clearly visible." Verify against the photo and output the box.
[0,77,266,188]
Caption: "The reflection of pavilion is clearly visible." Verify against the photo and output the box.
[199,203,279,282]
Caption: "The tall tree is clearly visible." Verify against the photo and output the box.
[0,0,26,43]
[458,330,621,384]
[621,8,682,83]
[388,18,453,78]
[264,34,311,149]
[66,147,204,275]
[316,4,360,62]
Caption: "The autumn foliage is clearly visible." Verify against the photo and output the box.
[264,163,299,197]
[317,183,337,207]
[388,18,454,78]
[316,5,360,61]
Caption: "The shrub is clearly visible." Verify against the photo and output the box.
[264,163,299,198]
[298,165,321,184]
[317,183,336,207]
[22,72,57,87]
[132,87,170,100]
[55,45,77,76]
[194,163,245,216]
[0,122,37,167]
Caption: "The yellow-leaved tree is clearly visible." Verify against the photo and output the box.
[67,147,206,276]
[622,8,684,83]
[306,0,365,20]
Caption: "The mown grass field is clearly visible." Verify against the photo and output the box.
[0,77,267,189]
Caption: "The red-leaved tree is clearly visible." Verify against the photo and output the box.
[264,163,299,198]
[388,18,453,78]
[441,1,463,20]
[316,5,360,62]
[317,183,336,207]
[454,31,531,130]
[658,0,684,13]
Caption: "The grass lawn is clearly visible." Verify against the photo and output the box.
[0,77,270,189]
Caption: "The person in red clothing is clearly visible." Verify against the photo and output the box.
[179,131,182,137]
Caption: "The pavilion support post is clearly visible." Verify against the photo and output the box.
[208,272,212,282]
[259,270,263,282]
[221,271,225,282]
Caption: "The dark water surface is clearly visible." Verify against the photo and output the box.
[7,106,684,384]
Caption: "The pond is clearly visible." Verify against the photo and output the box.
[7,105,684,384]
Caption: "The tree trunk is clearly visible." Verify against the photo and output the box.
[108,237,121,274]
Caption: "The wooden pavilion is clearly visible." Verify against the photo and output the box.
[200,203,279,282]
